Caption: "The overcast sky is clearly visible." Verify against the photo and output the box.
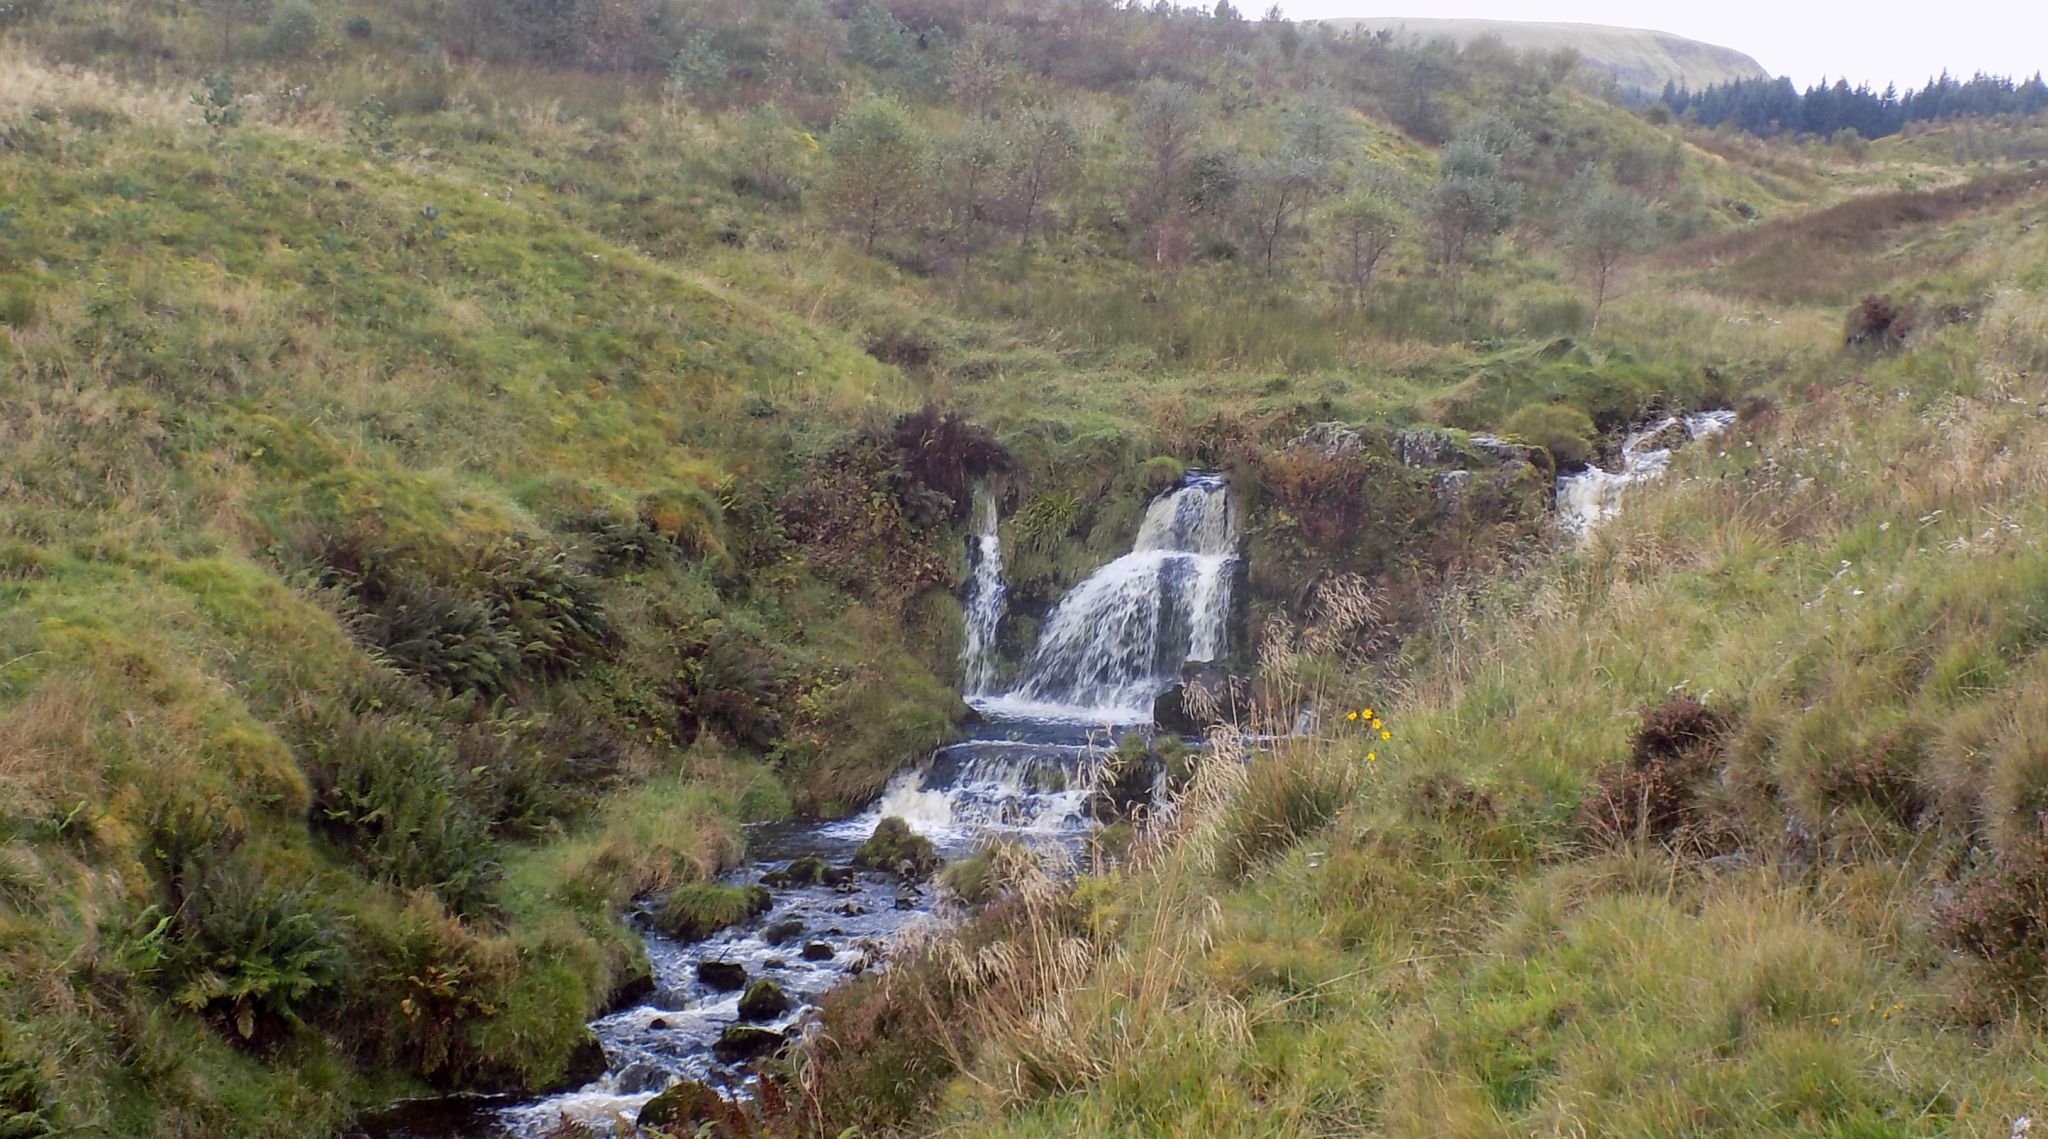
[1273,2,2048,90]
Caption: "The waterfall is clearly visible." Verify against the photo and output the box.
[960,487,1006,697]
[979,473,1238,723]
[1557,410,1734,537]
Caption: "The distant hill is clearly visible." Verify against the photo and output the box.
[1321,17,1768,94]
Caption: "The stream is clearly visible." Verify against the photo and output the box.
[355,473,1240,1138]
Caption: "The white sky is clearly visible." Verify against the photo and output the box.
[1273,2,2048,90]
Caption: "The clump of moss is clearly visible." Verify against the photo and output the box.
[654,882,771,942]
[853,817,941,880]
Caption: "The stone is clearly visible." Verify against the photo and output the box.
[1289,421,1367,460]
[801,941,836,962]
[549,1032,606,1092]
[737,979,792,1021]
[614,1061,668,1094]
[1433,469,1476,511]
[695,960,748,991]
[1394,427,1463,468]
[711,1025,784,1065]
[853,816,941,880]
[763,918,804,945]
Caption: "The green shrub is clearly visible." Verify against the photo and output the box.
[302,712,500,915]
[0,1024,57,1137]
[264,0,323,59]
[155,861,348,1047]
[1502,402,1598,469]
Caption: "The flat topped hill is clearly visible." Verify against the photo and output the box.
[1322,17,1769,93]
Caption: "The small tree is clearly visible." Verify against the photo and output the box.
[998,107,1080,245]
[198,0,273,63]
[943,23,1020,118]
[1567,176,1654,330]
[1127,79,1204,270]
[722,104,814,203]
[1431,134,1522,271]
[1323,183,1408,310]
[193,71,244,132]
[824,95,930,254]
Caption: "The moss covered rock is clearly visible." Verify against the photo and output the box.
[852,816,941,880]
[711,1025,785,1064]
[655,882,772,942]
[737,979,791,1021]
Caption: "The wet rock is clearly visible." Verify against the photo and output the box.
[711,1025,785,1064]
[1152,664,1251,736]
[854,816,941,881]
[1629,417,1690,454]
[833,879,862,894]
[648,1017,671,1031]
[615,1061,668,1094]
[738,979,792,1021]
[894,893,918,910]
[549,1031,607,1092]
[601,956,656,1014]
[763,918,804,945]
[695,960,748,991]
[835,902,866,916]
[822,865,858,886]
[801,941,836,962]
[638,1079,724,1132]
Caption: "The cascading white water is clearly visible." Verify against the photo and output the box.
[960,487,1007,697]
[862,739,1100,844]
[1557,410,1735,537]
[978,474,1238,723]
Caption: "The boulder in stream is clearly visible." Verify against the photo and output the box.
[763,918,804,945]
[737,979,792,1021]
[853,816,942,880]
[801,941,836,961]
[695,960,748,991]
[761,855,829,888]
[712,1025,785,1064]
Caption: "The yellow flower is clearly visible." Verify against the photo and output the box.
[1829,1016,1840,1027]
[1347,711,1359,721]
[1362,708,1375,720]
[1366,751,1377,763]
[1380,729,1392,740]
[1372,719,1383,730]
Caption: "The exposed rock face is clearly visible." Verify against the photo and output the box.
[1291,421,1369,460]
[1153,662,1253,734]
[1395,427,1464,468]
[1433,469,1477,511]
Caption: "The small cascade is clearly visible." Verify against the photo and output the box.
[1557,410,1735,537]
[980,474,1239,723]
[959,487,1007,697]
[855,736,1101,847]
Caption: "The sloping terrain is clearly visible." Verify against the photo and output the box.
[1325,17,1769,92]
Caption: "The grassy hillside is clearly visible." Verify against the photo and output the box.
[1,0,2045,1135]
[1321,17,1769,94]
[794,126,2048,1139]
